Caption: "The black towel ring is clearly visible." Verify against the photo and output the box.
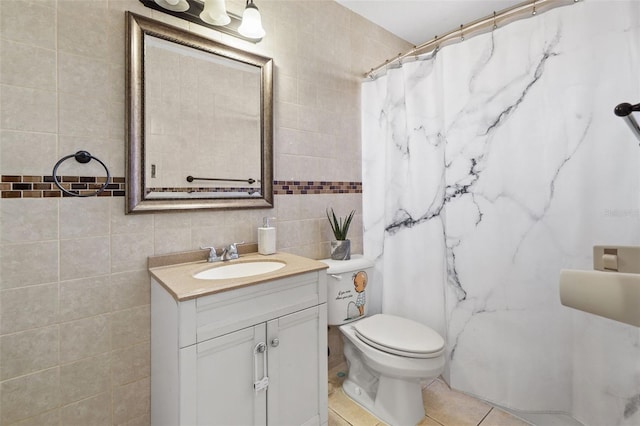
[52,151,111,197]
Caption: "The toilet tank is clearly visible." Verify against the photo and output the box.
[320,255,374,326]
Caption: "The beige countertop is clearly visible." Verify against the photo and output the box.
[149,251,328,301]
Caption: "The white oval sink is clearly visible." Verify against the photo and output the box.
[193,261,286,280]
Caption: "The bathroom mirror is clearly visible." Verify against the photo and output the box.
[125,12,273,213]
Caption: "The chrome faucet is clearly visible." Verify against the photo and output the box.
[202,246,221,262]
[220,241,244,261]
[202,242,244,262]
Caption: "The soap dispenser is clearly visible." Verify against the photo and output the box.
[258,217,276,255]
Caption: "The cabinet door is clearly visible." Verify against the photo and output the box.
[189,324,268,425]
[267,305,328,426]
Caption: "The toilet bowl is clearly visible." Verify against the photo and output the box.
[321,256,446,426]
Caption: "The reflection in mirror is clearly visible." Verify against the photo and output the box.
[144,36,261,199]
[126,12,273,213]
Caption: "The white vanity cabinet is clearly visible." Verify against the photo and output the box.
[151,269,328,426]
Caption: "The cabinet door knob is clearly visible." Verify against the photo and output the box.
[270,338,280,347]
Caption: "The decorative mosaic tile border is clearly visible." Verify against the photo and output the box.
[1,175,126,198]
[147,187,259,194]
[273,181,362,195]
[0,176,363,198]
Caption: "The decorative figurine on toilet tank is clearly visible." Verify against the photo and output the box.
[326,208,355,260]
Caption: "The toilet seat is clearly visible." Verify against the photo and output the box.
[353,314,444,359]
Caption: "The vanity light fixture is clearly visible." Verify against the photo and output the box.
[238,0,265,39]
[141,0,265,43]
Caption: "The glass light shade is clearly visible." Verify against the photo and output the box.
[200,0,231,26]
[238,2,265,39]
[153,0,189,12]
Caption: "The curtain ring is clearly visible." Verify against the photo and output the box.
[459,24,464,41]
[52,151,111,197]
[493,11,498,30]
[532,0,537,15]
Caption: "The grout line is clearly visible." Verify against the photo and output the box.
[5,406,60,426]
[477,407,493,426]
[329,407,353,426]
[425,414,446,426]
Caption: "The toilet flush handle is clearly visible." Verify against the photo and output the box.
[330,274,342,280]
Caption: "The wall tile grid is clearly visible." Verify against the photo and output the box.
[0,0,410,424]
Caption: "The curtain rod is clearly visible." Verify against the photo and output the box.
[365,0,580,80]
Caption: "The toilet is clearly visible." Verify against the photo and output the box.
[322,255,445,426]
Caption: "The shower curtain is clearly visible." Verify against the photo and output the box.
[362,1,640,424]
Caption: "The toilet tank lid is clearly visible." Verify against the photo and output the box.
[319,255,374,274]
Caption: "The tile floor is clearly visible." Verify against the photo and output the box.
[328,363,530,426]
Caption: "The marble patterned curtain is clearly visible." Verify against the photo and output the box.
[362,2,640,424]
[362,50,448,337]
